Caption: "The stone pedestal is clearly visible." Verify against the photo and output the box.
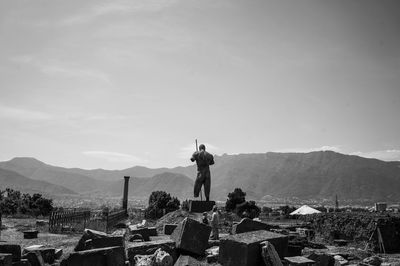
[189,200,215,213]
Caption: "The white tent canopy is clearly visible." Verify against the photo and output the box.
[290,205,321,215]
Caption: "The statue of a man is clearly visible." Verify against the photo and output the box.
[190,144,215,201]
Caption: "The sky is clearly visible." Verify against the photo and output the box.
[0,0,399,169]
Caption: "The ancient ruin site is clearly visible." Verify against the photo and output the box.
[1,0,400,265]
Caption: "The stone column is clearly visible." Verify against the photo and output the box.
[122,176,130,212]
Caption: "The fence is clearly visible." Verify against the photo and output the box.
[106,209,127,233]
[49,209,91,233]
[49,208,128,233]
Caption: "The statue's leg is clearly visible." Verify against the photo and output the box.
[193,171,203,198]
[204,171,211,201]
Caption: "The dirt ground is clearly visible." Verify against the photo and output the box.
[0,217,80,259]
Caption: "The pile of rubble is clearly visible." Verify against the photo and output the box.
[2,214,400,266]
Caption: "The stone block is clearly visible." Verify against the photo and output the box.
[89,236,125,250]
[261,241,283,266]
[174,255,202,266]
[285,256,315,266]
[23,251,45,266]
[148,227,157,237]
[23,231,38,239]
[61,246,125,266]
[0,244,21,262]
[11,259,30,266]
[127,238,175,265]
[23,247,55,264]
[219,230,288,266]
[232,218,271,234]
[0,253,12,266]
[188,200,215,213]
[170,218,211,256]
[287,245,303,257]
[55,249,63,260]
[163,224,178,235]
[306,253,335,266]
[75,229,109,252]
[128,226,150,241]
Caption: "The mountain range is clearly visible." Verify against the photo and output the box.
[1,151,400,202]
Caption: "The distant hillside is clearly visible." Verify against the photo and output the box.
[208,151,400,201]
[0,158,110,193]
[99,172,193,199]
[0,167,76,196]
[0,158,193,199]
[2,151,400,202]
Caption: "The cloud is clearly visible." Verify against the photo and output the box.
[59,1,179,26]
[82,151,148,164]
[275,145,341,153]
[0,105,54,121]
[10,55,111,83]
[178,142,220,159]
[351,150,400,162]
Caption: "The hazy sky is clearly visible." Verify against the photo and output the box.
[1,0,399,169]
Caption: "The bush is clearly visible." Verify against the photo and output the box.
[144,191,180,219]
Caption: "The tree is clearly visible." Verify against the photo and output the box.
[0,188,53,216]
[225,188,246,212]
[225,188,261,219]
[144,191,180,219]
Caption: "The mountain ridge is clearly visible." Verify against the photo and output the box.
[2,151,400,202]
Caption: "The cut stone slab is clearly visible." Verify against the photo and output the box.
[232,218,271,234]
[170,217,211,256]
[262,241,283,266]
[287,245,303,257]
[61,246,126,266]
[0,253,12,266]
[75,229,110,251]
[189,200,215,213]
[305,252,335,266]
[174,255,202,266]
[128,226,150,241]
[10,258,30,266]
[23,230,38,239]
[55,249,63,260]
[89,236,125,250]
[23,251,45,266]
[0,244,21,262]
[285,256,315,266]
[23,247,55,264]
[148,227,157,237]
[127,238,175,265]
[164,224,178,235]
[219,230,288,266]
